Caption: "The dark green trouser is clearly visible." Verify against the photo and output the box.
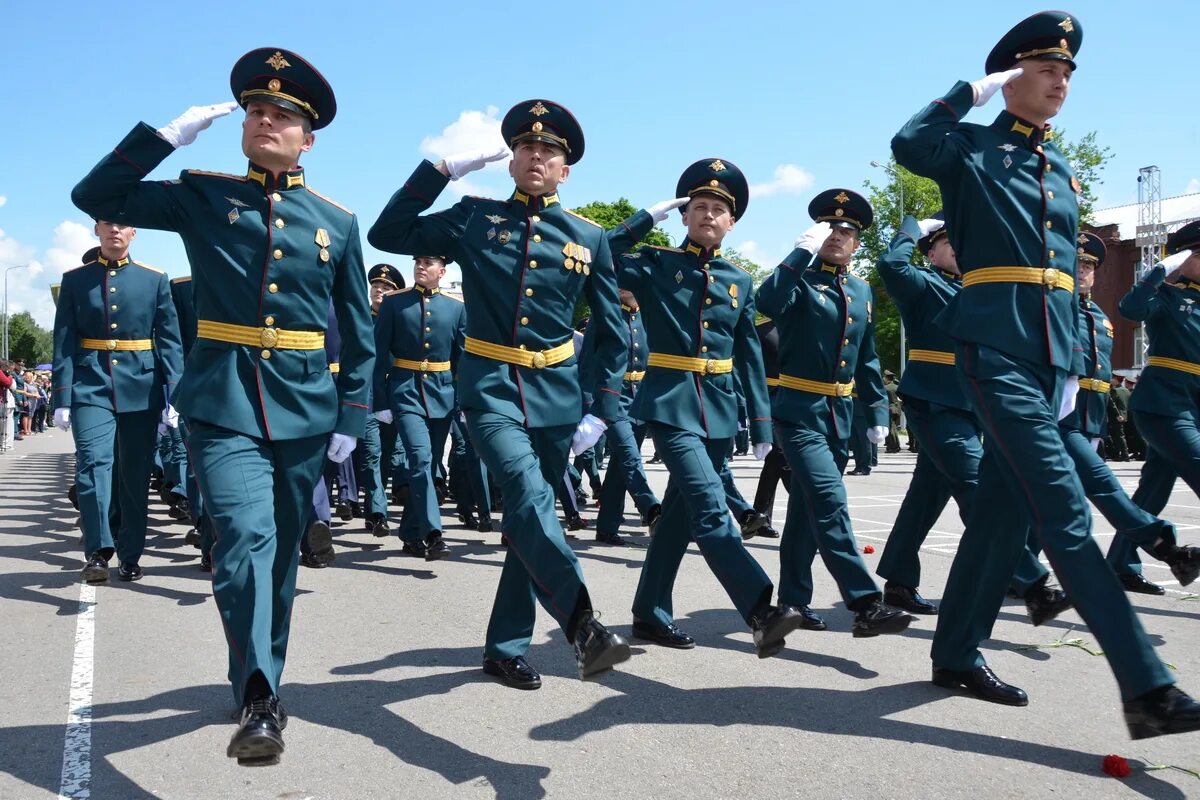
[467,411,589,661]
[72,404,158,563]
[632,423,772,628]
[933,344,1171,701]
[187,420,327,706]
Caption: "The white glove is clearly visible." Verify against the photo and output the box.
[753,443,772,461]
[970,68,1023,107]
[1159,249,1193,284]
[867,426,889,446]
[54,408,71,431]
[156,101,239,148]
[373,409,394,425]
[161,403,179,429]
[917,217,945,239]
[442,146,510,181]
[795,222,832,254]
[570,413,608,456]
[647,197,689,223]
[1057,376,1079,420]
[327,433,357,464]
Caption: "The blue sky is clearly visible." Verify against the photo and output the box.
[3,1,1197,326]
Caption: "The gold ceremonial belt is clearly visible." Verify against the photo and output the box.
[1147,356,1200,377]
[908,349,956,366]
[962,266,1075,293]
[777,374,855,397]
[197,320,325,349]
[393,358,451,372]
[766,377,780,388]
[647,353,733,375]
[1078,377,1110,393]
[329,362,340,374]
[464,337,574,369]
[624,370,646,382]
[80,338,152,351]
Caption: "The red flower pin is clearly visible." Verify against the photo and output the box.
[1102,754,1131,778]
[863,545,875,554]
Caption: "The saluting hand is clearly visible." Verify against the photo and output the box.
[917,217,945,239]
[795,222,832,254]
[1158,249,1193,284]
[156,101,240,148]
[647,197,689,223]
[970,68,1023,107]
[439,146,511,181]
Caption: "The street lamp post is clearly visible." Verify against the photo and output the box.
[3,264,31,360]
[869,161,906,374]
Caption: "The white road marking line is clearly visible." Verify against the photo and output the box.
[58,582,96,800]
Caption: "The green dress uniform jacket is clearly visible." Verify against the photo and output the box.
[373,286,465,419]
[1124,276,1200,421]
[71,123,374,442]
[1067,295,1114,437]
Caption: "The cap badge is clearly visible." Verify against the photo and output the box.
[265,51,291,71]
[1078,233,1088,244]
[529,101,550,116]
[834,191,850,204]
[1058,16,1074,33]
[709,160,726,172]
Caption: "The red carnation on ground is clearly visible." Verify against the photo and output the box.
[863,545,875,554]
[1102,754,1131,778]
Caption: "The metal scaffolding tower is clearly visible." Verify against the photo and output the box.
[1134,166,1164,366]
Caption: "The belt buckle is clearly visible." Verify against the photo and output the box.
[1041,268,1059,287]
[531,351,547,369]
[419,359,430,372]
[704,359,717,375]
[260,328,279,348]
[106,339,117,351]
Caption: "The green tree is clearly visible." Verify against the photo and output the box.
[1055,129,1112,224]
[569,198,674,323]
[3,311,53,365]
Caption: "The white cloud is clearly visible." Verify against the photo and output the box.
[3,220,97,328]
[1186,178,1200,195]
[419,107,509,198]
[731,239,786,271]
[750,163,815,198]
[0,196,7,208]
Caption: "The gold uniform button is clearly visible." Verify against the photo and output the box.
[525,288,534,297]
[703,321,709,328]
[273,248,284,259]
[268,283,279,293]
[847,316,853,324]
[705,298,712,305]
[424,342,431,349]
[1047,190,1055,200]
[109,270,116,277]
[425,310,431,317]
[261,350,271,359]
[840,360,847,367]
[518,344,528,351]
[1048,250,1055,259]
[532,234,542,243]
[271,192,282,202]
[843,338,849,345]
[529,260,538,268]
[633,343,640,349]
[109,287,116,293]
[274,218,285,229]
[265,316,275,326]
[111,305,118,311]
[701,346,708,353]
[531,215,541,223]
[520,316,529,326]
[110,323,117,330]
[111,358,118,365]
[708,276,715,284]
[1035,145,1044,154]
[1045,220,1052,229]
[1045,163,1052,173]
[425,326,431,333]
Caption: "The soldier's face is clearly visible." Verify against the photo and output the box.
[1180,251,1200,281]
[414,257,446,289]
[241,101,314,170]
[370,281,390,311]
[94,220,136,257]
[929,237,959,274]
[818,226,859,265]
[1004,59,1071,121]
[1078,260,1096,292]
[509,141,569,195]
[682,195,734,248]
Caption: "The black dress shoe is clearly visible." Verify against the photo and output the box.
[227,696,285,764]
[118,561,143,582]
[483,656,542,690]
[1125,685,1200,740]
[199,553,213,571]
[299,553,327,569]
[595,530,628,547]
[307,521,334,560]
[757,522,781,539]
[366,513,390,538]
[566,515,586,531]
[477,518,495,533]
[750,605,805,658]
[184,528,202,547]
[648,455,662,464]
[852,599,913,637]
[1157,542,1200,587]
[401,540,428,558]
[739,509,769,540]
[335,502,354,522]
[424,531,448,561]
[457,512,479,529]
[1025,577,1072,625]
[784,604,827,631]
[81,553,109,585]
[643,504,662,537]
[632,619,696,649]
[573,614,631,677]
[932,665,1028,706]
[1119,572,1165,596]
[884,583,938,615]
[846,468,871,476]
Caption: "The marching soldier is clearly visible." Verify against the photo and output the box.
[883,370,902,453]
[372,255,465,560]
[1107,223,1200,592]
[72,48,375,762]
[613,159,806,657]
[750,317,792,529]
[755,189,911,636]
[369,99,632,690]
[53,225,184,584]
[357,263,405,538]
[893,11,1200,737]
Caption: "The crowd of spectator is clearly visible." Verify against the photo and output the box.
[0,358,52,453]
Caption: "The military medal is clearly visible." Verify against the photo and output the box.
[487,227,496,240]
[315,227,332,262]
[498,230,511,245]
[564,257,576,270]
[728,283,738,308]
[675,270,683,284]
[228,208,240,224]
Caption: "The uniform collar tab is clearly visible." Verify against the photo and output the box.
[621,304,637,314]
[509,189,560,210]
[415,284,440,296]
[97,254,130,268]
[938,269,961,282]
[683,239,721,260]
[247,163,306,190]
[820,262,847,275]
[995,110,1051,143]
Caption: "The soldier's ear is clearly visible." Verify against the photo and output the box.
[301,132,316,153]
[559,164,570,184]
